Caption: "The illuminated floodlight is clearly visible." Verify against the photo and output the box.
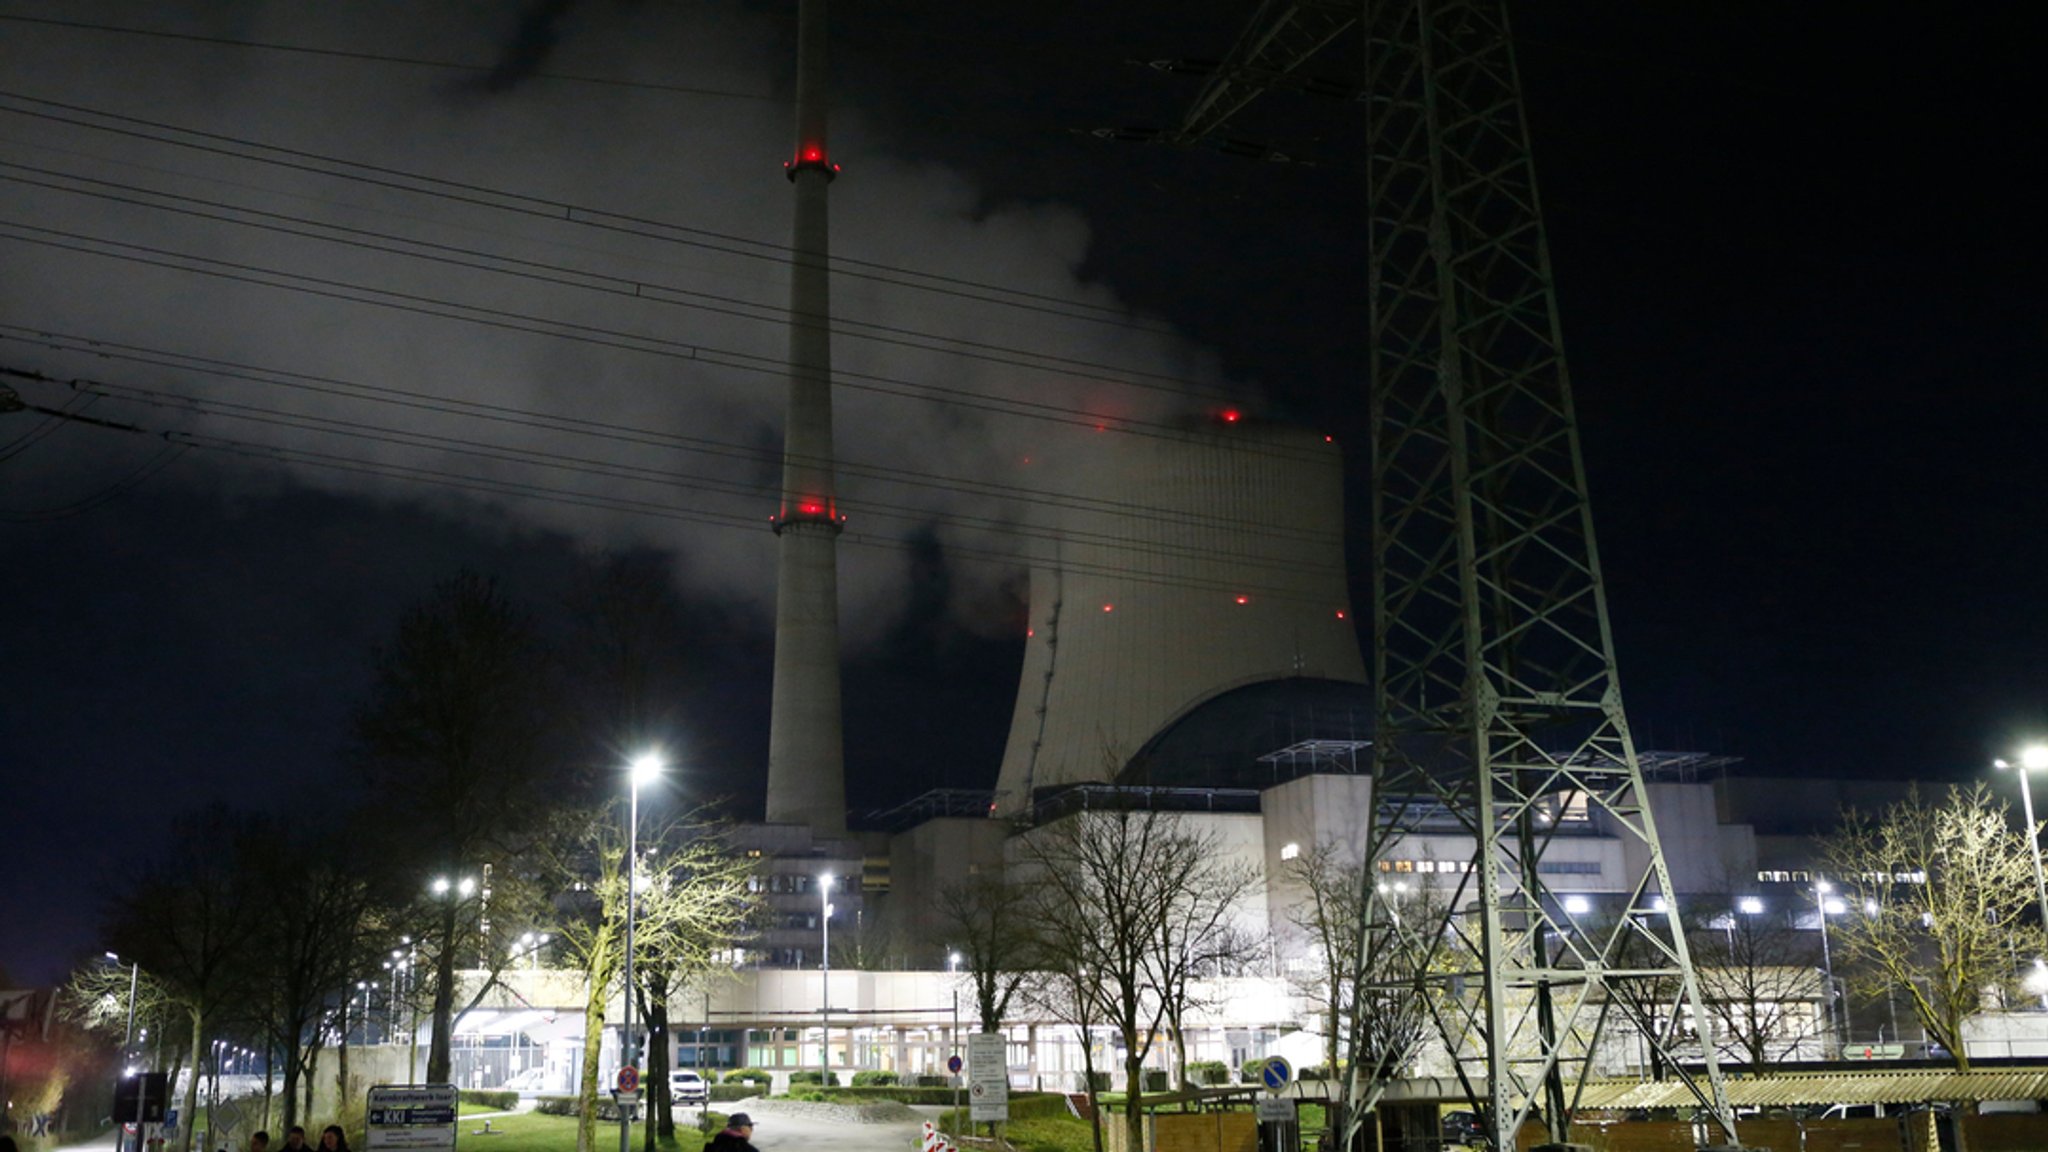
[431,877,451,895]
[1562,895,1591,915]
[457,877,476,897]
[1822,898,1846,915]
[1738,897,1765,915]
[630,751,665,791]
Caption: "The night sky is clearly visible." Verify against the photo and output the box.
[2,1,2040,986]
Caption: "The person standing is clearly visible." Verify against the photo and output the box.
[703,1113,757,1152]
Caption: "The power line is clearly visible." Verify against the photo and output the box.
[0,13,782,105]
[0,158,1232,405]
[0,90,1180,336]
[0,218,1335,477]
[0,324,1332,544]
[2,357,1344,576]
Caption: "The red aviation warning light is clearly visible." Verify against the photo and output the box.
[785,142,841,181]
[1221,408,1242,424]
[1234,595,1249,605]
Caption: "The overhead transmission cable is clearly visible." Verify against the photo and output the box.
[3,367,1347,604]
[0,158,1230,404]
[0,90,1179,336]
[0,325,1339,547]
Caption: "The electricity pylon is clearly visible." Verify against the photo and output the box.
[1157,2,1746,1148]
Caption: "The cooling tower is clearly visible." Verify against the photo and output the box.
[992,422,1365,815]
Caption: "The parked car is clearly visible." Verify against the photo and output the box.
[1440,1109,1483,1147]
[670,1069,709,1105]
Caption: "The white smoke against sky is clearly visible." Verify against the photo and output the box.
[0,1,1235,641]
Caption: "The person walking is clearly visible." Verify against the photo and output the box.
[317,1126,349,1152]
[703,1113,757,1152]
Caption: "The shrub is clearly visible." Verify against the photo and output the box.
[532,1095,573,1116]
[1086,1072,1111,1093]
[913,1075,951,1088]
[851,1070,899,1087]
[723,1068,772,1085]
[708,1084,759,1103]
[1298,1065,1332,1081]
[459,1090,519,1112]
[787,1070,840,1086]
[1186,1061,1230,1086]
[1240,1059,1266,1085]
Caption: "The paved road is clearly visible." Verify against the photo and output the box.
[745,1107,937,1152]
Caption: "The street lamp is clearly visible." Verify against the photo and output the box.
[1995,747,2048,935]
[1812,880,1851,1050]
[819,874,834,1077]
[948,951,962,974]
[620,751,663,1152]
[105,952,142,1152]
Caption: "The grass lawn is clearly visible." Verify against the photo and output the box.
[449,1109,721,1152]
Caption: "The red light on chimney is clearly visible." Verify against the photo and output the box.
[1325,435,1334,443]
[1101,604,1114,613]
[799,502,822,515]
[804,146,823,162]
[1234,595,1249,605]
[1336,610,1347,620]
[1026,628,1034,637]
[1222,409,1241,423]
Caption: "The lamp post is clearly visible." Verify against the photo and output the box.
[621,752,662,1152]
[106,953,143,1152]
[1813,881,1850,1051]
[1995,747,2048,935]
[819,874,834,1077]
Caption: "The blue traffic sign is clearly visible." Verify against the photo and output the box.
[1259,1057,1293,1091]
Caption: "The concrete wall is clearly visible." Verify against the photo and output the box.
[881,816,1011,968]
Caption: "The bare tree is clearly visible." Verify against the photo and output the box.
[1821,782,2048,1071]
[352,571,570,1083]
[101,806,266,1152]
[1019,801,1254,1152]
[632,819,759,1148]
[1690,909,1825,1070]
[545,809,757,1152]
[936,874,1036,1033]
[1285,844,1453,1152]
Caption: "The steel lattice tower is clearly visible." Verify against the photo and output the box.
[1160,1,1746,1147]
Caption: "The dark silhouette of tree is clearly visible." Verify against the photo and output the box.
[351,571,570,1083]
[101,805,266,1152]
[1019,800,1256,1152]
[935,874,1036,1033]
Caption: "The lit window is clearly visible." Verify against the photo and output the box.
[1279,842,1300,861]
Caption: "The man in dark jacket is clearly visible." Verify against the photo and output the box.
[704,1113,757,1152]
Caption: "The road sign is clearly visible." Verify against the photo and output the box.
[366,1085,458,1152]
[946,1054,963,1075]
[1256,1097,1296,1123]
[617,1065,641,1094]
[1259,1056,1293,1092]
[967,1033,1008,1122]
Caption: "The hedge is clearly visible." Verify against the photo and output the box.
[534,1095,629,1121]
[708,1084,758,1103]
[787,1070,841,1087]
[850,1070,899,1087]
[460,1090,520,1111]
[1186,1061,1230,1086]
[940,1092,1073,1130]
[723,1068,772,1085]
[784,1086,969,1106]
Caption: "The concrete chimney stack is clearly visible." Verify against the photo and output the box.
[764,0,847,834]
